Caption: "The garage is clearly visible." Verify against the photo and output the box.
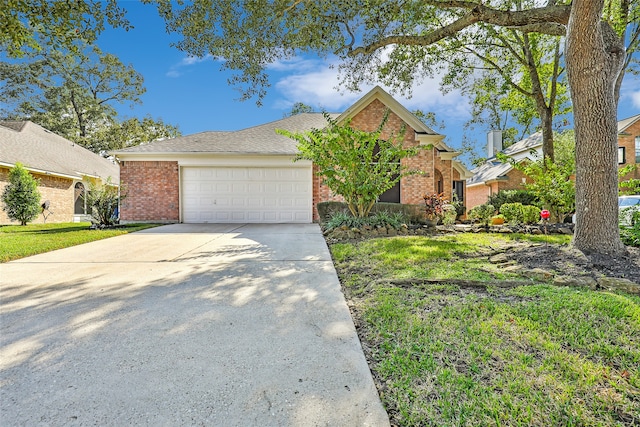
[181,166,312,223]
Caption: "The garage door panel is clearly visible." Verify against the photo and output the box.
[182,166,311,223]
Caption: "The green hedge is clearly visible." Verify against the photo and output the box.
[317,201,426,225]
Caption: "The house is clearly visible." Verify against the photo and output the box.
[465,131,542,209]
[466,113,640,210]
[0,121,119,224]
[617,113,640,182]
[113,86,473,223]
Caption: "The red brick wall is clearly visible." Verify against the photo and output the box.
[120,161,179,222]
[0,167,75,224]
[312,98,439,219]
[465,168,532,210]
[619,119,640,180]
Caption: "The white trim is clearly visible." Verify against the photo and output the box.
[0,161,79,180]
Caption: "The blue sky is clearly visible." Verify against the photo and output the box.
[97,2,638,158]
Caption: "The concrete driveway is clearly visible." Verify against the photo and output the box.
[0,224,389,426]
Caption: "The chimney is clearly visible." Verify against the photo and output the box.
[487,130,503,158]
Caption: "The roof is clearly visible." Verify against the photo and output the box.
[618,113,640,133]
[0,121,119,183]
[467,132,543,186]
[114,86,452,157]
[114,113,339,155]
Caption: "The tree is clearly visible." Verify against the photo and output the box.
[277,112,422,218]
[88,116,181,153]
[1,163,41,225]
[1,44,181,155]
[283,102,315,117]
[0,0,130,58]
[1,43,145,145]
[148,0,637,255]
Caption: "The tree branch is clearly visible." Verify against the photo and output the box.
[350,4,570,56]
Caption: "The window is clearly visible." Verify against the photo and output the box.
[453,180,464,202]
[618,147,626,164]
[636,136,640,163]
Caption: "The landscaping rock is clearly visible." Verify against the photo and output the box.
[553,275,597,290]
[522,268,554,281]
[558,227,573,235]
[489,253,511,264]
[597,277,640,294]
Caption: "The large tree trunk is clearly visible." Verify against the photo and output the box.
[566,0,626,255]
[539,107,554,162]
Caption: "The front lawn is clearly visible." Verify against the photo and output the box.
[331,234,640,426]
[0,222,159,262]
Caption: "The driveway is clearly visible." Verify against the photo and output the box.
[0,224,389,426]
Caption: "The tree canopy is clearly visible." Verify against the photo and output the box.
[277,112,422,218]
[1,0,130,57]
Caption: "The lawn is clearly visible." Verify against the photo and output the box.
[331,234,640,426]
[0,222,159,262]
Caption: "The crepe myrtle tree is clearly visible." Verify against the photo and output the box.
[148,0,638,256]
[1,163,41,225]
[277,112,423,218]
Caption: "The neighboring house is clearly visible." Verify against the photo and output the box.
[465,131,542,209]
[113,86,473,223]
[618,113,640,182]
[466,113,640,210]
[0,121,119,224]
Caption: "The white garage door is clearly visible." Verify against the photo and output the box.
[181,166,312,223]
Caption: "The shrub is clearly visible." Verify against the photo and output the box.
[468,204,495,226]
[87,178,122,226]
[324,210,408,231]
[500,202,524,224]
[423,192,449,222]
[1,163,41,225]
[487,189,538,211]
[620,219,640,247]
[318,201,425,225]
[442,205,457,225]
[522,205,541,224]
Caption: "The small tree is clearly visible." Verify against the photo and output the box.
[277,112,423,218]
[86,178,122,226]
[1,163,41,225]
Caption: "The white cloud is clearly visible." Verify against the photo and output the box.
[631,91,640,108]
[273,59,470,121]
[166,54,215,78]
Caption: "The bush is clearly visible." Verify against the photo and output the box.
[468,204,495,226]
[318,201,425,225]
[522,205,541,224]
[1,163,41,225]
[487,190,538,211]
[442,205,457,225]
[324,210,408,231]
[87,178,122,226]
[620,220,640,247]
[500,202,524,224]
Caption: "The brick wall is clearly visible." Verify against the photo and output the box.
[120,161,179,222]
[619,119,640,180]
[465,168,532,210]
[0,167,74,224]
[312,98,440,219]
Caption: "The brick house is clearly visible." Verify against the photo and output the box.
[465,132,542,209]
[0,121,119,224]
[113,86,472,223]
[617,113,640,183]
[466,113,640,210]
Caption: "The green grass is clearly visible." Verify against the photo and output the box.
[0,222,160,262]
[331,234,639,426]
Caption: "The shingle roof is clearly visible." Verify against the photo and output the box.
[467,132,543,186]
[0,121,119,183]
[113,113,340,155]
[618,113,640,133]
